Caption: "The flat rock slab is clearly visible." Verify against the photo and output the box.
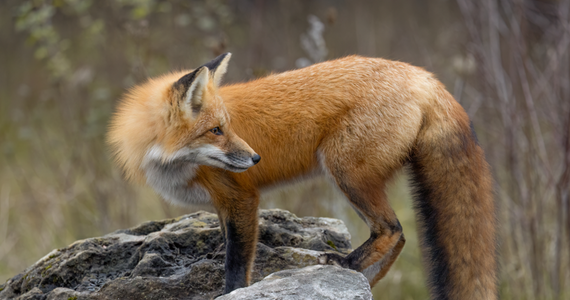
[0,209,353,300]
[218,265,373,300]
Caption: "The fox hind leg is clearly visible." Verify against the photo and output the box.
[319,153,405,286]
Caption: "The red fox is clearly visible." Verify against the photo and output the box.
[108,53,497,299]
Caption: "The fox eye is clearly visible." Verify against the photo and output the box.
[210,127,223,135]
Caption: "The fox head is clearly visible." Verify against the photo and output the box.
[108,53,260,185]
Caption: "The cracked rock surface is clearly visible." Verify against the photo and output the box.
[217,265,373,300]
[0,209,355,300]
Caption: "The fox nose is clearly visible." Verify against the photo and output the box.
[252,154,261,165]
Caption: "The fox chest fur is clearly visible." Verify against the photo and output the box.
[142,145,212,204]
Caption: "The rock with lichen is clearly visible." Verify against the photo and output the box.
[0,209,354,300]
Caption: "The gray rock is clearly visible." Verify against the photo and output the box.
[217,265,373,300]
[0,209,355,300]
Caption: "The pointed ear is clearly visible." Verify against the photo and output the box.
[174,66,210,118]
[212,53,231,87]
[199,53,231,87]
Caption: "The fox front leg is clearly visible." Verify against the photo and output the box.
[216,197,259,294]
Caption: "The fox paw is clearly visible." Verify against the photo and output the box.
[319,252,346,267]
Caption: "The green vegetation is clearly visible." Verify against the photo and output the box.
[326,240,337,251]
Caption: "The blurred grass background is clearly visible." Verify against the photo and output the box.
[1,0,569,299]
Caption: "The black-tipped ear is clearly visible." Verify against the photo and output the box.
[213,53,232,87]
[174,67,201,95]
[174,67,209,118]
[202,53,231,73]
[173,53,231,94]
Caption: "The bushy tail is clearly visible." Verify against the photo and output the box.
[409,93,497,299]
